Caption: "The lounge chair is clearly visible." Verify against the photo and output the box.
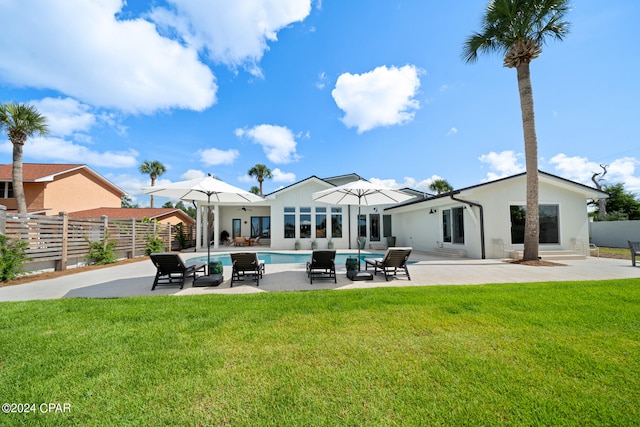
[364,247,412,281]
[306,250,336,284]
[150,253,206,290]
[231,252,265,286]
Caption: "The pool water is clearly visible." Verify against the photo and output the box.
[190,251,385,266]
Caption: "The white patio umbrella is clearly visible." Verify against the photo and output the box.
[312,180,414,269]
[142,176,264,269]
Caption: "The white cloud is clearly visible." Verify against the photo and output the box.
[238,175,255,184]
[479,150,525,181]
[332,65,421,133]
[235,124,299,164]
[369,175,443,192]
[0,137,138,168]
[0,0,216,114]
[272,168,296,183]
[198,147,240,166]
[549,153,640,193]
[181,169,207,180]
[31,97,96,137]
[149,0,311,77]
[447,127,458,136]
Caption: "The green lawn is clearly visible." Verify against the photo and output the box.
[1,280,639,426]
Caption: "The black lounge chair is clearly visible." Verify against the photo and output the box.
[150,253,206,290]
[306,250,336,284]
[231,252,265,287]
[364,247,412,281]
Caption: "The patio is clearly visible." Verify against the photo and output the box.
[0,250,638,302]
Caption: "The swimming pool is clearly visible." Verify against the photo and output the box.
[189,251,385,266]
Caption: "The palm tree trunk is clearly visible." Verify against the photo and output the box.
[516,62,540,261]
[12,142,27,214]
[150,175,156,208]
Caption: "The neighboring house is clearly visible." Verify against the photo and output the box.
[196,171,606,259]
[68,207,196,227]
[0,163,124,214]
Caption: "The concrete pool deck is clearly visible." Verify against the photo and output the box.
[0,250,638,302]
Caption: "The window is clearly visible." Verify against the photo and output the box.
[251,216,270,238]
[369,214,380,241]
[358,214,367,239]
[315,207,326,239]
[331,207,342,238]
[510,204,559,244]
[442,210,451,243]
[383,215,392,237]
[300,207,311,239]
[232,219,241,238]
[0,182,13,198]
[442,207,464,244]
[284,207,295,239]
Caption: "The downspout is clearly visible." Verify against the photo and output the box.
[449,193,486,259]
[348,205,352,249]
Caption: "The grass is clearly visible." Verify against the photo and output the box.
[599,247,631,257]
[1,280,639,426]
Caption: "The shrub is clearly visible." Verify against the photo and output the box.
[175,223,187,250]
[0,234,29,281]
[85,237,117,265]
[145,235,165,255]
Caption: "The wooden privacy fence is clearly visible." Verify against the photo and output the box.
[0,206,180,272]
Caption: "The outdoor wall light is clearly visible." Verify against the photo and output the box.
[429,208,437,214]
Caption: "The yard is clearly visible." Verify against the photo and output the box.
[1,279,638,426]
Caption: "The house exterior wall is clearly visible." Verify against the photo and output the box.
[261,180,397,250]
[43,169,122,214]
[391,176,591,259]
[0,183,46,211]
[476,177,590,257]
[216,205,271,241]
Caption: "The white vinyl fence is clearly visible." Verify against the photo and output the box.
[589,220,640,248]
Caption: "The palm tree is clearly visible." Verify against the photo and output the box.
[429,179,453,195]
[249,186,260,195]
[247,163,272,197]
[463,0,570,261]
[139,160,166,208]
[0,103,49,214]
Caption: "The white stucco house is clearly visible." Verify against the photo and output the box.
[197,171,607,259]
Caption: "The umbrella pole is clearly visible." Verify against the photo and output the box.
[207,194,211,274]
[358,205,361,270]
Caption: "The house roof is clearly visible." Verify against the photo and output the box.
[265,175,333,198]
[68,207,195,224]
[385,170,610,211]
[0,163,125,195]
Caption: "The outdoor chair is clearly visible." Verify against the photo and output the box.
[234,236,250,247]
[628,240,640,267]
[150,253,206,290]
[220,230,232,246]
[231,252,265,286]
[306,250,337,284]
[364,247,412,281]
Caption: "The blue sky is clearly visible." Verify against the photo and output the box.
[0,0,638,206]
